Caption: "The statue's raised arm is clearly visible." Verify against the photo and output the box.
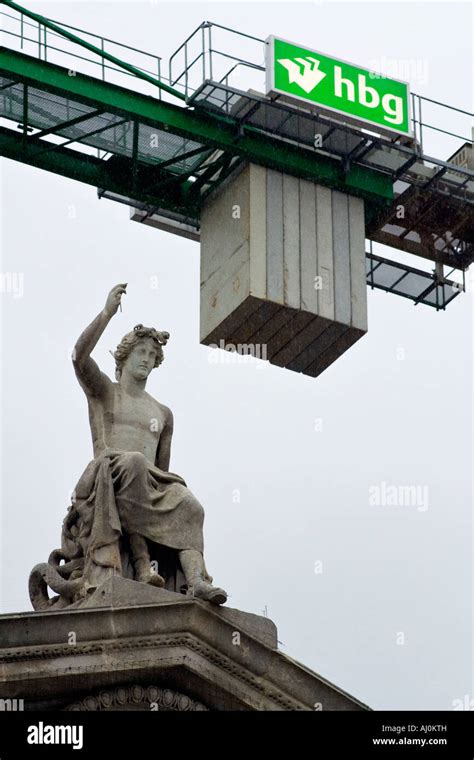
[29,282,228,612]
[73,283,127,398]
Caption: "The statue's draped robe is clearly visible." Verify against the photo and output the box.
[62,449,205,592]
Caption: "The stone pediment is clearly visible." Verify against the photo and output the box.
[0,578,369,711]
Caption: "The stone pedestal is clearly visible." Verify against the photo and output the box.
[0,578,368,712]
[200,163,367,377]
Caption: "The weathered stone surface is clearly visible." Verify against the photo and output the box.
[0,579,369,712]
[82,576,184,608]
[29,286,228,613]
[200,162,368,378]
[81,577,278,649]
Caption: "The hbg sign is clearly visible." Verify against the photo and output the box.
[266,36,412,138]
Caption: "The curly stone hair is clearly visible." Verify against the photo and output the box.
[113,324,170,380]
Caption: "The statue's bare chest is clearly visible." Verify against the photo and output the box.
[106,386,165,436]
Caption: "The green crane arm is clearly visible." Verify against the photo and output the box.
[0,0,186,101]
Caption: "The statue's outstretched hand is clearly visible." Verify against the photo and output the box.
[104,283,127,318]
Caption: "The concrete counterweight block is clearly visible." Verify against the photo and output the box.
[200,163,368,377]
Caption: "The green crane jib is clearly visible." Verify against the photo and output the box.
[0,1,392,217]
[0,0,472,310]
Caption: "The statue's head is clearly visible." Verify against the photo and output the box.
[113,324,170,381]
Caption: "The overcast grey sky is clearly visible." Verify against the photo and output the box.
[0,0,472,711]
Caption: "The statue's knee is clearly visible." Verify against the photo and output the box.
[176,485,204,522]
[188,493,205,523]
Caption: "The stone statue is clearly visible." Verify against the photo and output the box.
[29,284,228,610]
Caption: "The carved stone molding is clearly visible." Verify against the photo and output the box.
[66,685,208,711]
[0,598,368,710]
[1,632,302,710]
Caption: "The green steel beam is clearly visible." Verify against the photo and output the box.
[0,49,393,206]
[187,152,232,199]
[141,147,215,195]
[0,126,201,216]
[34,118,129,159]
[199,156,243,201]
[1,0,185,101]
[34,108,104,139]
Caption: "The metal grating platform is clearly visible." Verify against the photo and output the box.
[0,75,210,170]
[189,80,474,272]
[0,2,472,311]
[97,187,462,311]
[366,252,461,309]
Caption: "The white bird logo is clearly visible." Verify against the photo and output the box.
[277,56,327,94]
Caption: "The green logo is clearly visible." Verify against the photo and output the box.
[266,37,411,136]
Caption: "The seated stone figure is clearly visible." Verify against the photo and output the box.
[29,284,227,610]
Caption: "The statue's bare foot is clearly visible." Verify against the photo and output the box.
[136,569,165,588]
[191,579,227,605]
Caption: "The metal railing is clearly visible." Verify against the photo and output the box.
[0,0,185,101]
[2,2,471,157]
[169,20,473,161]
[411,92,472,154]
[169,21,266,100]
[1,1,472,189]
